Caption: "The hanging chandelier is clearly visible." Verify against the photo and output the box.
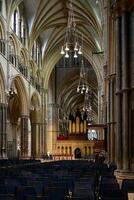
[77,59,89,94]
[60,0,82,58]
[83,92,93,123]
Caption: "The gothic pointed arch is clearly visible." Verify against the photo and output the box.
[0,17,6,38]
[9,75,29,116]
[0,17,6,55]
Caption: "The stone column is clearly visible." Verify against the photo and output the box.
[129,8,134,170]
[11,122,17,157]
[110,77,115,162]
[121,12,129,170]
[31,122,42,158]
[47,103,59,155]
[31,123,36,158]
[0,103,7,158]
[40,122,44,157]
[30,109,43,158]
[98,85,103,124]
[40,89,48,156]
[115,15,122,169]
[107,78,111,162]
[20,115,28,158]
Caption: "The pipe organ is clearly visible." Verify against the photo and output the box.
[69,108,87,134]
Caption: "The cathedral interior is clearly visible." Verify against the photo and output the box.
[0,0,134,199]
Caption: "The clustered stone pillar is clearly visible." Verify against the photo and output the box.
[31,122,42,158]
[40,89,48,156]
[115,15,122,170]
[20,115,28,158]
[121,12,129,170]
[109,76,116,163]
[106,75,116,163]
[113,3,134,174]
[0,103,7,158]
[31,110,43,158]
[129,8,134,171]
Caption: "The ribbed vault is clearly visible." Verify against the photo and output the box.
[8,0,104,120]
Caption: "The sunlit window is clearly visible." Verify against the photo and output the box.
[9,37,15,65]
[31,41,41,67]
[11,9,19,36]
[20,17,26,45]
[87,129,97,140]
[0,25,5,55]
[11,7,26,45]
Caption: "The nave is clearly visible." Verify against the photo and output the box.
[0,159,133,200]
[0,0,134,199]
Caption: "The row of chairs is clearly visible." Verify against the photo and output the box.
[98,171,134,200]
[0,159,133,200]
[0,160,98,200]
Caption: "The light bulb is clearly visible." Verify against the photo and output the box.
[81,90,83,94]
[65,51,69,58]
[78,46,82,54]
[74,42,78,51]
[60,46,65,54]
[82,85,85,90]
[74,51,78,58]
[65,43,69,51]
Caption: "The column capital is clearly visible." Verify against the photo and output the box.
[20,115,29,119]
[106,74,116,81]
[122,88,130,92]
[115,90,123,95]
[0,103,7,107]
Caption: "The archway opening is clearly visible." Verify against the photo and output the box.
[74,148,81,159]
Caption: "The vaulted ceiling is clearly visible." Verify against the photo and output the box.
[8,0,104,119]
[21,0,104,70]
[23,0,103,51]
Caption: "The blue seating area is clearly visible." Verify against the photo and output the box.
[0,159,133,200]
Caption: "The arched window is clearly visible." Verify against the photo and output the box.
[31,41,36,61]
[11,9,19,36]
[20,16,26,45]
[31,40,41,67]
[0,25,5,55]
[35,70,41,92]
[9,37,16,65]
[30,63,34,85]
[19,51,28,77]
[87,129,97,140]
[11,6,26,45]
